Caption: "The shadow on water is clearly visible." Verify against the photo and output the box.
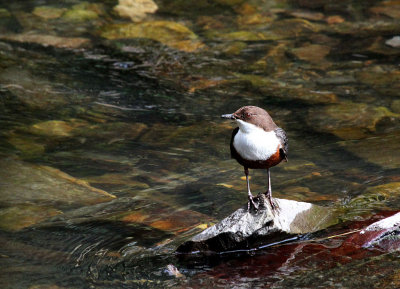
[1,0,400,287]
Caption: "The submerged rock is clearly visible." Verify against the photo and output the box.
[32,6,66,19]
[177,195,337,253]
[62,2,103,22]
[308,101,398,139]
[340,133,400,169]
[0,33,90,49]
[29,120,81,138]
[0,205,62,232]
[386,36,400,48]
[114,0,158,22]
[291,44,331,64]
[0,157,116,208]
[101,21,204,52]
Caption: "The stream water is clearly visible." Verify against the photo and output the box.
[1,0,400,288]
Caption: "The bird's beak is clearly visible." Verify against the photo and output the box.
[221,113,236,119]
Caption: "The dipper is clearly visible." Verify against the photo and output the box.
[221,106,288,212]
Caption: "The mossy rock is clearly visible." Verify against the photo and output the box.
[101,21,204,52]
[308,101,399,139]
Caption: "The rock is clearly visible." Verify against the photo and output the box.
[62,2,103,22]
[308,101,398,139]
[0,34,90,49]
[0,68,68,109]
[214,0,245,5]
[370,1,400,19]
[29,120,80,138]
[75,121,148,142]
[84,173,150,190]
[0,205,62,232]
[177,196,337,253]
[0,8,11,18]
[356,68,400,97]
[101,21,204,52]
[114,0,158,22]
[236,13,273,26]
[287,10,324,21]
[0,157,116,208]
[219,41,247,55]
[7,135,46,158]
[325,15,345,25]
[347,212,400,252]
[32,6,66,19]
[291,44,331,63]
[386,36,400,48]
[214,30,271,41]
[268,18,321,38]
[340,133,400,169]
[366,182,400,200]
[392,100,400,113]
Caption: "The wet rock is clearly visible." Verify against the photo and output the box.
[206,29,273,41]
[7,135,46,158]
[0,34,90,49]
[114,0,158,22]
[291,44,331,64]
[340,133,400,169]
[0,157,115,208]
[0,68,69,109]
[370,1,400,19]
[115,201,213,235]
[367,36,400,56]
[177,196,337,253]
[219,41,247,55]
[214,0,245,5]
[250,41,291,74]
[187,77,227,93]
[29,120,83,138]
[367,182,400,200]
[235,74,338,104]
[356,69,400,97]
[329,20,399,38]
[0,205,62,232]
[325,15,345,25]
[62,2,103,22]
[236,12,273,26]
[101,21,204,52]
[391,100,400,114]
[287,10,324,21]
[0,8,11,18]
[268,18,321,38]
[345,212,400,252]
[84,173,150,190]
[32,6,66,19]
[386,36,400,48]
[308,101,398,140]
[75,121,147,142]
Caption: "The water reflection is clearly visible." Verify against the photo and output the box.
[1,0,400,287]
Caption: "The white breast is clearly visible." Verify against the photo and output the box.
[233,120,280,161]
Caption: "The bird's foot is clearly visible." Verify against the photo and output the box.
[247,194,259,212]
[264,190,279,214]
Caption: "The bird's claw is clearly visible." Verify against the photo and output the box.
[247,194,259,212]
[265,190,279,213]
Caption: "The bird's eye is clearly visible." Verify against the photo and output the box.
[245,112,251,118]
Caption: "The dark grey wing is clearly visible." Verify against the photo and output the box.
[274,127,288,161]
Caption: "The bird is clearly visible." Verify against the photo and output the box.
[221,105,288,212]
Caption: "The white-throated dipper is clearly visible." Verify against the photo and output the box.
[221,106,288,212]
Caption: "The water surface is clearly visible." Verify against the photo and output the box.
[1,0,400,288]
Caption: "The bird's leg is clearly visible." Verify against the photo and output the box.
[245,167,258,211]
[265,168,278,212]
